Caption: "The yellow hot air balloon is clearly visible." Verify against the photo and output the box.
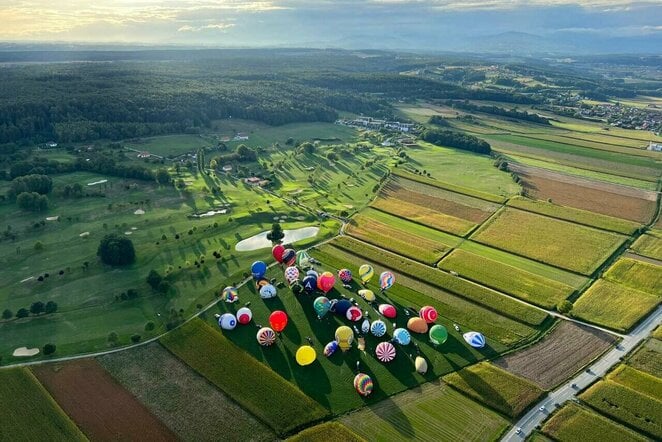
[415,356,428,374]
[295,345,317,366]
[358,289,375,302]
[359,264,374,284]
[335,326,354,352]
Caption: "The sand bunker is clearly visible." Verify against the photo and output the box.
[134,209,145,215]
[87,179,108,186]
[124,231,132,235]
[13,347,39,357]
[46,216,59,221]
[235,226,320,251]
[190,209,227,219]
[79,232,90,238]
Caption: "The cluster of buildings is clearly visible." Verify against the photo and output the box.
[576,103,661,133]
[335,117,416,133]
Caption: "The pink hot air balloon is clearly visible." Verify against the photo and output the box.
[375,341,396,362]
[346,305,363,322]
[317,271,335,293]
[419,306,438,324]
[378,304,397,319]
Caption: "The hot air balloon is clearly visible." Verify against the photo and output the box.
[375,341,396,362]
[269,310,288,333]
[236,307,252,325]
[251,261,267,279]
[302,275,317,293]
[313,296,330,318]
[284,266,299,285]
[415,356,428,374]
[419,306,438,323]
[218,313,237,330]
[256,278,269,289]
[221,286,239,303]
[370,320,387,337]
[259,284,277,299]
[358,289,375,302]
[295,346,316,366]
[378,304,397,319]
[359,264,374,284]
[338,268,352,284]
[429,324,448,346]
[324,341,338,357]
[317,271,335,293]
[332,299,352,317]
[407,317,428,334]
[282,249,296,267]
[361,318,370,334]
[346,306,363,322]
[291,281,303,295]
[463,331,486,348]
[306,269,319,278]
[256,327,276,346]
[335,326,354,352]
[272,244,285,263]
[296,250,311,268]
[379,271,395,291]
[393,328,411,345]
[354,373,373,397]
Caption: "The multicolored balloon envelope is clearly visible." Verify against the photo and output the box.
[375,341,397,362]
[313,296,331,318]
[359,264,374,284]
[415,356,428,374]
[302,275,317,293]
[419,305,438,323]
[251,261,267,279]
[393,328,411,345]
[332,299,352,316]
[354,373,374,397]
[221,286,239,303]
[324,340,338,357]
[361,319,370,334]
[463,331,486,348]
[335,326,354,352]
[256,327,276,346]
[256,278,269,288]
[218,313,237,330]
[295,345,316,366]
[284,266,299,284]
[346,306,363,322]
[407,317,428,334]
[282,249,296,267]
[338,268,352,283]
[370,319,387,337]
[358,289,375,302]
[317,271,335,293]
[269,310,288,332]
[236,307,252,325]
[378,303,397,319]
[429,324,448,346]
[272,244,285,263]
[259,284,277,299]
[379,271,395,291]
[296,250,311,268]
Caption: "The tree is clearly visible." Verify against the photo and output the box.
[131,334,141,343]
[45,301,58,314]
[108,332,119,346]
[557,300,573,314]
[155,168,171,185]
[146,269,163,290]
[97,234,136,266]
[300,142,315,154]
[236,144,257,161]
[16,192,49,211]
[30,301,45,315]
[43,344,57,355]
[266,222,284,243]
[326,152,338,161]
[16,308,29,318]
[34,241,44,251]
[145,321,155,331]
[2,309,12,320]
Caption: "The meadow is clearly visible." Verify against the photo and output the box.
[471,208,627,274]
[604,257,662,295]
[124,134,216,157]
[631,230,662,261]
[443,362,545,418]
[287,423,364,442]
[371,198,475,236]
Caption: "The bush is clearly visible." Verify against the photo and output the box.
[130,334,141,343]
[44,301,58,314]
[145,321,155,331]
[108,332,119,346]
[2,309,12,320]
[16,308,29,318]
[43,344,57,355]
[29,301,45,315]
[97,234,136,266]
[146,269,163,290]
[34,241,44,251]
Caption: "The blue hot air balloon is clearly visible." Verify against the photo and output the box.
[251,261,267,279]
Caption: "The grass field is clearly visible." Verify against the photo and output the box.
[372,198,475,236]
[161,319,327,436]
[631,231,662,261]
[438,249,574,309]
[341,383,509,442]
[627,338,662,377]
[98,342,276,442]
[542,403,647,442]
[609,364,662,400]
[330,237,549,327]
[125,134,215,157]
[507,196,640,235]
[471,208,626,274]
[443,362,545,418]
[392,169,506,203]
[572,280,660,332]
[288,423,364,442]
[603,257,662,295]
[0,368,86,441]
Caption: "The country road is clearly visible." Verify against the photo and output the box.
[501,305,662,441]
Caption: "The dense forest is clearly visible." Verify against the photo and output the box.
[443,100,550,124]
[421,128,492,154]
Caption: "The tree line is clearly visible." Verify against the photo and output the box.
[420,128,492,154]
[443,100,550,124]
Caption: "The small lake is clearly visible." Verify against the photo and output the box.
[235,226,320,251]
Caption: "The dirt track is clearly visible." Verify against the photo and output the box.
[494,321,617,389]
[32,359,177,442]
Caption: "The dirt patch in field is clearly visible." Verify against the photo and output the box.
[512,165,656,223]
[494,321,617,389]
[32,359,177,441]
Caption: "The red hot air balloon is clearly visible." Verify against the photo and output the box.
[272,244,285,263]
[269,310,288,332]
[317,271,336,293]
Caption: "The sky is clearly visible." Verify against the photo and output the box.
[0,1,660,52]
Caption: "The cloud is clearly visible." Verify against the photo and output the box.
[177,22,236,32]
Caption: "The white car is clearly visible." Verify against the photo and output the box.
[515,428,522,435]
[539,406,546,412]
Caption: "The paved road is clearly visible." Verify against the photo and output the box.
[502,305,662,441]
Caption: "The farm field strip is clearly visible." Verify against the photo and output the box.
[514,133,656,157]
[603,257,662,295]
[371,198,475,236]
[287,423,364,442]
[608,364,662,400]
[392,169,507,203]
[470,208,627,275]
[550,119,662,143]
[627,338,662,377]
[631,231,662,261]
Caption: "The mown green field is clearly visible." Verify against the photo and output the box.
[161,319,328,436]
[125,134,215,157]
[572,280,660,332]
[372,198,475,236]
[471,208,626,275]
[628,338,662,378]
[604,257,662,295]
[0,368,86,441]
[438,249,573,309]
[507,196,640,235]
[341,383,509,442]
[287,422,364,442]
[443,362,545,418]
[631,231,662,261]
[542,403,647,442]
[392,169,506,203]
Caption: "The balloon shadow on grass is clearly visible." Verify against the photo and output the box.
[286,345,333,410]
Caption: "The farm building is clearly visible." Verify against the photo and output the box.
[648,141,662,152]
[137,151,151,158]
[222,165,233,172]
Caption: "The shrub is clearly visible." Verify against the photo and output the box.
[97,234,136,266]
[43,344,57,355]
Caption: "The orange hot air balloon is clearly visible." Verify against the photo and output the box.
[269,310,288,332]
[317,271,336,293]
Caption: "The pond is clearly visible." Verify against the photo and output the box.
[235,226,320,251]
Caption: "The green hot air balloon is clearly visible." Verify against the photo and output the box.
[429,324,448,346]
[313,296,331,318]
[296,250,311,268]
